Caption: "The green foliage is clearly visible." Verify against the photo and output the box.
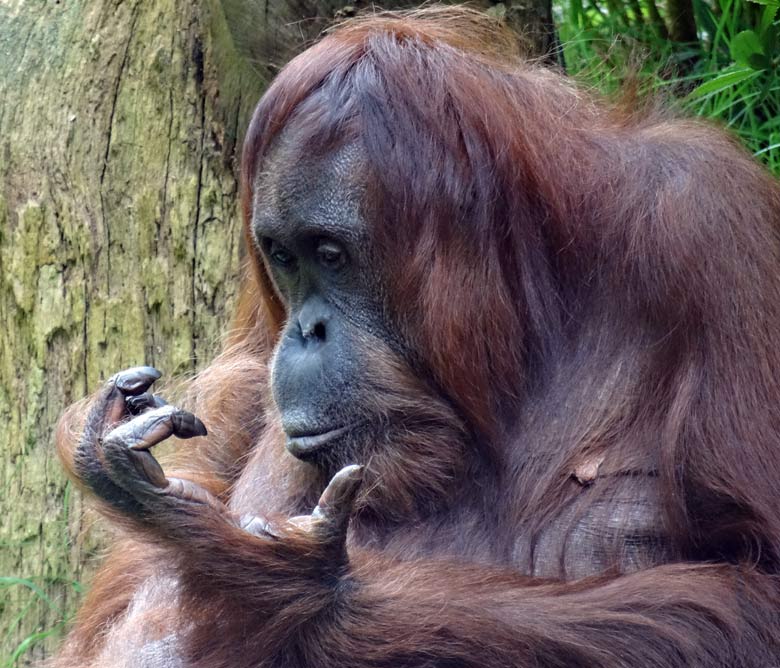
[0,576,82,668]
[556,0,780,174]
[0,482,82,667]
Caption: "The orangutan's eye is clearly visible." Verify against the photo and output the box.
[263,238,296,270]
[316,239,347,271]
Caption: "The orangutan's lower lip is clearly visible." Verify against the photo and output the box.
[285,425,352,459]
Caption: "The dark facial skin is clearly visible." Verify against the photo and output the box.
[251,137,391,465]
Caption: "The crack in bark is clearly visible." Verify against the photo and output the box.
[230,89,243,165]
[99,2,140,290]
[146,24,178,369]
[159,27,176,238]
[191,88,207,370]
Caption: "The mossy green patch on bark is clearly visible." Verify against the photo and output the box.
[0,0,268,662]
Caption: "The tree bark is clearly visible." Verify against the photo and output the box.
[667,0,698,43]
[487,0,563,66]
[646,0,671,40]
[0,0,265,662]
[0,0,559,663]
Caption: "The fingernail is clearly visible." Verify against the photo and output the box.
[191,416,208,437]
[172,411,208,438]
[114,366,162,394]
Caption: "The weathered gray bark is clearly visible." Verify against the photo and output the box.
[0,0,266,662]
[0,0,558,663]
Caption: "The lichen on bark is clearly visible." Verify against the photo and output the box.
[0,0,265,661]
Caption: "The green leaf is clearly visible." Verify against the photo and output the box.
[754,142,780,157]
[687,68,759,99]
[748,53,773,69]
[760,115,780,130]
[761,23,779,55]
[759,5,779,34]
[749,0,780,7]
[731,30,765,67]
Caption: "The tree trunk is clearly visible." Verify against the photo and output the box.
[667,0,698,43]
[0,0,266,662]
[487,0,563,66]
[646,0,671,40]
[0,0,558,663]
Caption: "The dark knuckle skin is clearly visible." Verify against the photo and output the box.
[125,392,167,415]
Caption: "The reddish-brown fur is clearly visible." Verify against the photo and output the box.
[54,8,780,667]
